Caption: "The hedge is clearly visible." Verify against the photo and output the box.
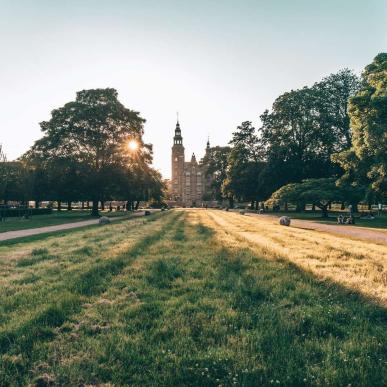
[0,207,52,218]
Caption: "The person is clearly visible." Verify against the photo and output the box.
[337,215,344,224]
[348,204,353,217]
[378,203,382,216]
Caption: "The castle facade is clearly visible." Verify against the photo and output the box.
[171,120,211,206]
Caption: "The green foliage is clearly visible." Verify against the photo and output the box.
[201,146,231,201]
[267,178,363,216]
[223,121,266,204]
[333,53,387,198]
[18,89,164,214]
[260,69,360,195]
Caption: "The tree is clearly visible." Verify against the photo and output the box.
[260,69,360,195]
[314,69,361,151]
[0,145,8,203]
[201,146,231,201]
[333,53,387,199]
[25,88,146,216]
[266,178,363,217]
[223,121,266,208]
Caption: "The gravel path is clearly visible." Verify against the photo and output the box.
[245,212,387,244]
[0,212,147,242]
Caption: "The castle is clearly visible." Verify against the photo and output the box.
[171,120,211,206]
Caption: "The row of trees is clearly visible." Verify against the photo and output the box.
[203,53,386,213]
[0,89,164,216]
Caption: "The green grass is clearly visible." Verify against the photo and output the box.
[0,210,385,386]
[0,210,132,233]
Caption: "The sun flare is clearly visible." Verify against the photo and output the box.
[128,139,139,151]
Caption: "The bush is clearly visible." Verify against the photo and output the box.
[0,207,52,217]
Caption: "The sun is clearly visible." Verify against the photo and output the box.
[128,139,139,151]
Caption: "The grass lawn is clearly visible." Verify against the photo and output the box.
[0,209,385,386]
[0,210,132,233]
[270,211,387,229]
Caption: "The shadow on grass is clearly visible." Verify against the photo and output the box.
[96,221,386,386]
[0,212,181,359]
[0,211,165,247]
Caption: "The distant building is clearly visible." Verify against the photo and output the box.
[171,120,211,206]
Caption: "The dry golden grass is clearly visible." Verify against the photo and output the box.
[198,209,387,306]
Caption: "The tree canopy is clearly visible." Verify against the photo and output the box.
[333,53,387,200]
[266,178,363,217]
[17,88,163,214]
[201,146,231,201]
[260,69,360,193]
[223,121,266,207]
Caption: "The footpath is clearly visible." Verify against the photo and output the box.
[244,212,387,244]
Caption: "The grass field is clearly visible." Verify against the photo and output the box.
[0,210,130,233]
[268,211,387,229]
[0,209,386,386]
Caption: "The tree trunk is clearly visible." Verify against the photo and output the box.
[328,202,332,210]
[101,201,105,211]
[81,201,85,210]
[368,202,372,210]
[35,201,40,209]
[86,201,90,209]
[135,201,140,210]
[91,200,99,217]
[321,205,329,218]
[57,201,62,211]
[341,202,345,210]
[255,201,259,211]
[229,196,234,209]
[284,202,288,211]
[67,201,72,211]
[312,203,316,211]
[251,200,254,209]
[351,202,359,213]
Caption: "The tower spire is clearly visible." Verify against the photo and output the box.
[173,115,183,145]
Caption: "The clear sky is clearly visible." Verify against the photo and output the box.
[1,0,386,178]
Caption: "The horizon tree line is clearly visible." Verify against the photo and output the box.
[0,89,165,216]
[202,53,386,213]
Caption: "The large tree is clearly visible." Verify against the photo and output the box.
[201,146,231,201]
[223,121,266,208]
[25,88,147,215]
[266,178,363,218]
[333,53,387,199]
[314,69,361,151]
[260,69,360,194]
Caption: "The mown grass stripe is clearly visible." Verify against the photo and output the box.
[0,212,181,357]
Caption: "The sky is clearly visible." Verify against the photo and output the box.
[1,0,386,178]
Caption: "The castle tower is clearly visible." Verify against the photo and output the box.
[171,119,185,203]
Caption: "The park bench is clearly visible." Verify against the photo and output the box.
[337,215,355,225]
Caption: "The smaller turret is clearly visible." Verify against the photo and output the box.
[206,137,210,153]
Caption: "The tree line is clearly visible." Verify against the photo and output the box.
[0,89,164,216]
[202,53,386,214]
